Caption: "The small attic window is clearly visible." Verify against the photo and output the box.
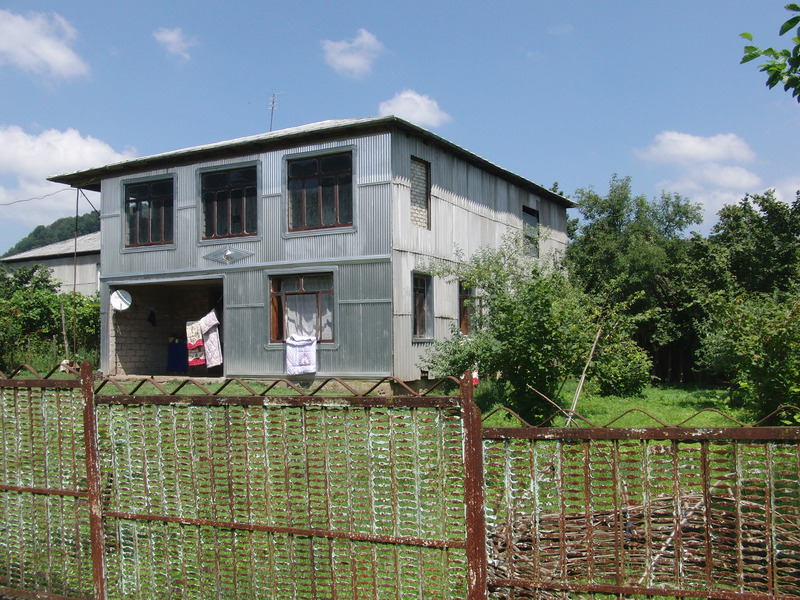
[410,157,431,229]
[522,206,539,257]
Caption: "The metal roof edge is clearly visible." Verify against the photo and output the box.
[1,231,101,262]
[49,116,574,207]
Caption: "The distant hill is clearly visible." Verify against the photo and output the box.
[2,212,100,258]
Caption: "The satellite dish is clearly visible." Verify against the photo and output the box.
[110,289,132,311]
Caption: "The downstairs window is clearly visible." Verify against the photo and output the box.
[270,273,334,342]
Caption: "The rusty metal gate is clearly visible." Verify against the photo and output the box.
[1,363,485,600]
[483,411,800,600]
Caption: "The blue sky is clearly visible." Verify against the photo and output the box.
[0,1,798,254]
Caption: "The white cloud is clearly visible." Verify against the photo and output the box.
[636,130,769,227]
[321,29,384,78]
[378,90,452,128]
[0,126,136,229]
[0,10,89,79]
[153,27,196,60]
[635,131,755,166]
[687,163,762,190]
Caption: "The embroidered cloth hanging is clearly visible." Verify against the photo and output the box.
[186,309,223,367]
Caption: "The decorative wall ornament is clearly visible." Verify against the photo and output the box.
[204,246,253,264]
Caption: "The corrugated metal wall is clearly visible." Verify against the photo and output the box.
[8,255,99,295]
[388,131,568,380]
[226,261,392,377]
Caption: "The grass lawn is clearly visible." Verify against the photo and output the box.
[478,379,752,428]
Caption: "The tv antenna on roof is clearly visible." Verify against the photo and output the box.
[268,93,282,131]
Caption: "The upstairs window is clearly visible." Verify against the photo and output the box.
[202,166,258,239]
[124,179,174,247]
[410,157,431,229]
[288,152,352,231]
[270,273,334,343]
[522,206,540,257]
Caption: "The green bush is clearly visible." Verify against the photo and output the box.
[421,235,602,421]
[591,337,652,397]
[699,288,800,423]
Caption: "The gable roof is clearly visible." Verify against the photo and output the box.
[49,116,573,207]
[1,231,101,263]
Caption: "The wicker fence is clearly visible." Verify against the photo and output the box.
[483,411,800,600]
[2,363,800,600]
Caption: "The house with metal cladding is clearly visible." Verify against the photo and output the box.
[49,116,573,379]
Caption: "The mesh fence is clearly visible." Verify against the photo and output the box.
[4,364,800,600]
[0,366,93,600]
[94,396,470,600]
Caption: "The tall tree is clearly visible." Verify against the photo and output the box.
[566,175,703,382]
[694,191,800,293]
[692,191,800,421]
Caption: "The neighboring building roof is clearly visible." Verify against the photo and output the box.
[49,116,574,208]
[1,231,101,263]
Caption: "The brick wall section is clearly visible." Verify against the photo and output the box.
[109,284,214,375]
[410,157,430,229]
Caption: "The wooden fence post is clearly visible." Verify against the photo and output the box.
[461,372,487,600]
[81,361,107,600]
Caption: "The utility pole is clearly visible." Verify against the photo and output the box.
[268,93,281,131]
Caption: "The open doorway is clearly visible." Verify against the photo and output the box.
[108,279,224,377]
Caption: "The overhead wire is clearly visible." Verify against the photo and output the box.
[0,187,75,206]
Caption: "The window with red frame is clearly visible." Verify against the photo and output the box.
[124,179,174,247]
[288,152,352,231]
[202,166,258,239]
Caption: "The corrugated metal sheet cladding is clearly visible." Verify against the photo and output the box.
[222,306,268,375]
[391,131,567,263]
[223,261,392,377]
[225,270,264,306]
[100,136,392,277]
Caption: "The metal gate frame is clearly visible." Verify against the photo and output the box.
[1,362,487,600]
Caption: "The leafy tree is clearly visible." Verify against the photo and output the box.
[419,234,651,419]
[419,235,591,420]
[691,191,800,420]
[698,288,800,423]
[692,191,800,294]
[741,3,800,102]
[0,265,99,372]
[566,174,703,382]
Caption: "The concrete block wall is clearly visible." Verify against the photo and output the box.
[108,285,212,376]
